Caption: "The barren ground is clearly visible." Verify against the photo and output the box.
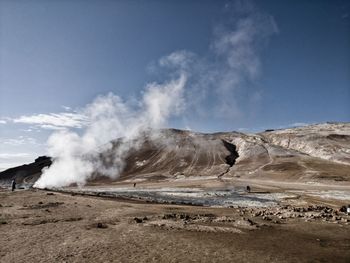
[1,186,350,263]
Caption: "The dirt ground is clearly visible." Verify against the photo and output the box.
[1,188,350,263]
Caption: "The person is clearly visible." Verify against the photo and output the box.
[11,179,16,191]
[246,185,251,193]
[133,183,136,188]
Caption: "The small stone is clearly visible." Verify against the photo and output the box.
[134,217,143,223]
[254,211,261,217]
[96,222,108,228]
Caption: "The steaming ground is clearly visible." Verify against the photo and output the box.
[2,123,350,206]
[28,123,350,189]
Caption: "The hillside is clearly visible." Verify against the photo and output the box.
[1,123,349,187]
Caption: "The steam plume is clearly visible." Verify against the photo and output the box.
[34,74,186,188]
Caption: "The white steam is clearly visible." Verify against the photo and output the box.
[34,74,186,188]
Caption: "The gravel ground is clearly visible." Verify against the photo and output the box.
[1,188,350,263]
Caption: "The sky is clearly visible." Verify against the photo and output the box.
[0,0,349,169]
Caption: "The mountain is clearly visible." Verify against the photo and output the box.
[0,156,52,187]
[0,123,349,187]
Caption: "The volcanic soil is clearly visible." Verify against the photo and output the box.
[1,188,350,263]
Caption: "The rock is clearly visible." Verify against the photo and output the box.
[246,218,255,225]
[134,217,143,223]
[163,214,177,220]
[96,222,108,228]
[340,205,350,214]
[179,214,190,220]
[254,211,261,217]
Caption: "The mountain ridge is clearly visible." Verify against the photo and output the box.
[1,122,349,187]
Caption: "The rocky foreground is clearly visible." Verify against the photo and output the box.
[1,189,350,263]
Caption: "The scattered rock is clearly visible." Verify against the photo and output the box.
[27,202,64,209]
[134,217,143,223]
[246,218,255,225]
[253,211,261,217]
[96,222,108,228]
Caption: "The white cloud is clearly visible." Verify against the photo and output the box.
[0,120,7,124]
[0,136,38,146]
[290,122,309,127]
[13,112,88,130]
[0,153,31,159]
[40,124,68,130]
[210,13,278,116]
[155,9,278,119]
[0,152,37,170]
[159,50,196,70]
[62,105,72,111]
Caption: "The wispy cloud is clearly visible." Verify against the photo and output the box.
[159,50,196,70]
[289,122,309,128]
[0,136,39,146]
[13,112,88,130]
[61,105,72,111]
[154,3,278,120]
[0,120,7,124]
[0,153,31,159]
[0,152,37,170]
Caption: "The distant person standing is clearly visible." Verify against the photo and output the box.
[246,185,251,193]
[11,179,16,191]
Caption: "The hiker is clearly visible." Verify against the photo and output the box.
[133,183,136,188]
[246,185,251,193]
[11,179,16,191]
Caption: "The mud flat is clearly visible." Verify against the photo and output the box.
[50,186,291,207]
[1,188,350,263]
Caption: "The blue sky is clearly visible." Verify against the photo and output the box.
[0,0,349,169]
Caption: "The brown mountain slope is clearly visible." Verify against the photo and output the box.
[1,123,349,187]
